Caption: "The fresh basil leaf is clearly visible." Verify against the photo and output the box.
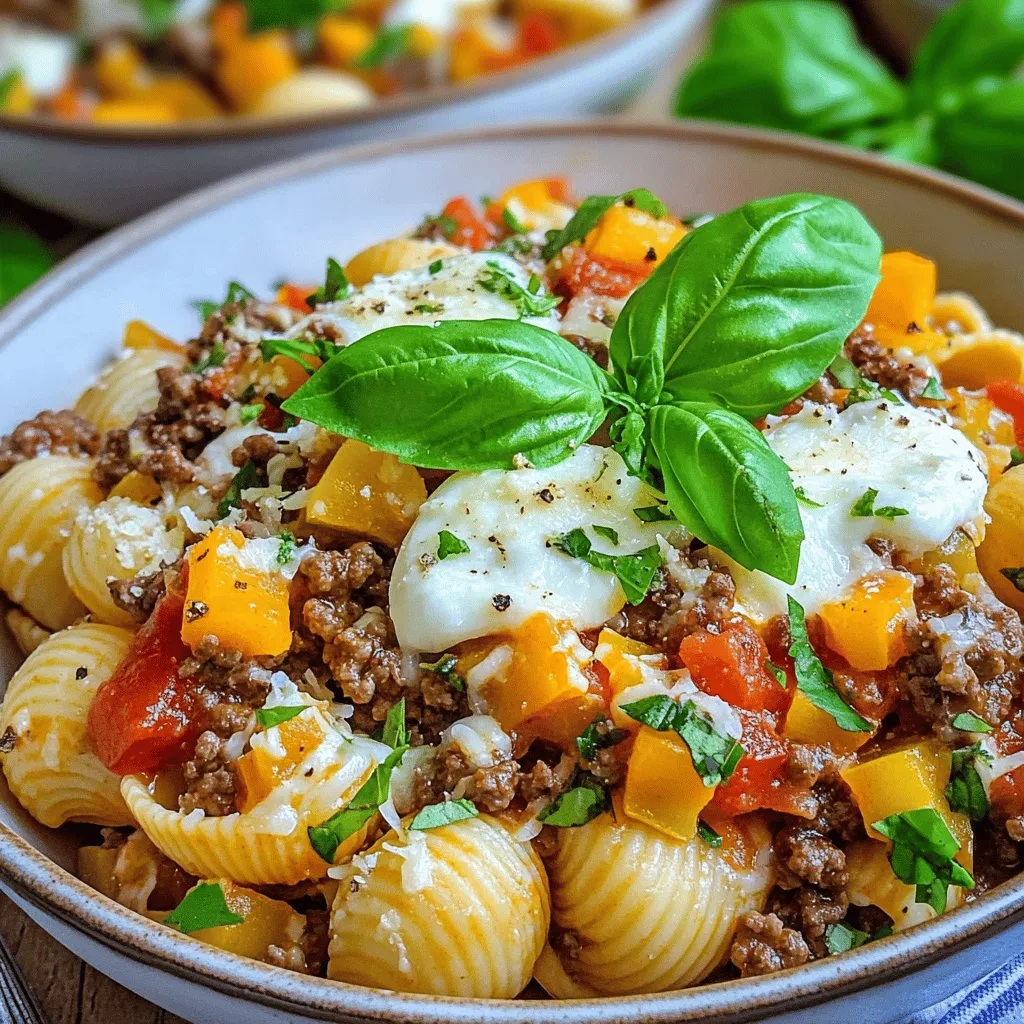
[592,525,619,545]
[0,224,54,307]
[239,402,263,425]
[921,377,946,400]
[477,261,559,318]
[356,23,412,67]
[945,742,993,821]
[502,207,528,234]
[649,401,803,583]
[909,0,1024,112]
[825,921,870,955]
[260,335,338,374]
[839,115,940,166]
[538,775,609,827]
[282,320,612,471]
[420,652,465,692]
[409,798,478,830]
[136,0,180,39]
[308,745,408,861]
[795,486,823,508]
[1008,446,1023,470]
[608,409,650,480]
[850,487,909,520]
[186,340,226,375]
[766,659,788,688]
[541,188,669,261]
[552,528,661,605]
[633,503,673,523]
[619,193,882,417]
[255,705,307,729]
[829,354,862,389]
[788,596,872,732]
[576,717,628,762]
[244,0,348,30]
[218,459,260,518]
[1002,567,1024,592]
[164,882,244,934]
[697,820,723,847]
[437,530,470,560]
[952,711,993,733]
[382,698,407,750]
[194,280,256,322]
[308,257,350,308]
[676,1,905,138]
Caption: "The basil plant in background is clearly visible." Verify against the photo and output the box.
[285,191,882,586]
[0,224,54,308]
[675,0,1024,203]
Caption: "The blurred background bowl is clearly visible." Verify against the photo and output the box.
[0,0,711,226]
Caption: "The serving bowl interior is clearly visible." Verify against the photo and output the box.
[0,0,710,225]
[2,121,1024,1024]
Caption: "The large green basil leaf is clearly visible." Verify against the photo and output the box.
[934,78,1024,203]
[612,193,881,419]
[675,1,905,137]
[0,225,54,307]
[909,0,1024,113]
[840,115,939,166]
[243,0,347,31]
[282,319,612,470]
[649,401,803,583]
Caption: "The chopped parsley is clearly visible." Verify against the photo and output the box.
[1001,567,1024,593]
[576,717,627,762]
[795,486,824,508]
[260,335,338,375]
[307,257,349,308]
[255,705,307,729]
[164,882,244,934]
[1008,446,1023,470]
[632,503,673,523]
[951,711,992,734]
[414,302,444,314]
[477,260,559,319]
[592,524,619,545]
[872,807,974,915]
[552,527,661,605]
[537,774,609,827]
[409,799,478,831]
[191,281,255,323]
[502,207,528,234]
[428,259,444,275]
[437,530,470,560]
[218,459,260,519]
[945,742,992,821]
[356,22,412,67]
[697,820,723,847]
[416,212,458,240]
[619,694,744,787]
[186,341,226,375]
[825,921,870,955]
[239,402,263,425]
[850,487,909,520]
[921,377,947,400]
[276,529,297,566]
[419,653,465,692]
[381,698,408,750]
[787,596,871,732]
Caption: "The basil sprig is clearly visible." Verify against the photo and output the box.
[945,743,992,821]
[538,774,610,827]
[284,192,881,582]
[164,882,244,934]
[542,188,669,261]
[676,0,1024,203]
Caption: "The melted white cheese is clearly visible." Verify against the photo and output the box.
[293,251,560,346]
[384,0,479,33]
[389,444,669,651]
[0,19,76,96]
[718,399,988,619]
[558,292,628,349]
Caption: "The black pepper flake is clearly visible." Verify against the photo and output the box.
[907,321,923,334]
[196,550,209,562]
[0,727,17,754]
[537,488,554,503]
[373,301,386,314]
[185,600,209,623]
[897,416,911,427]
[624,196,636,207]
[75,666,88,680]
[644,247,657,262]
[234,580,248,590]
[492,594,512,612]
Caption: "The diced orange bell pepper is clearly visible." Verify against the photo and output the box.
[142,77,223,119]
[584,204,685,268]
[94,40,149,98]
[235,708,327,811]
[486,178,571,231]
[680,624,792,717]
[269,353,318,398]
[783,687,874,756]
[109,470,163,507]
[47,77,92,120]
[624,726,714,840]
[864,251,944,355]
[276,283,316,313]
[305,439,427,547]
[818,571,916,672]
[91,99,178,124]
[594,627,667,696]
[123,319,182,354]
[181,526,292,657]
[450,27,499,82]
[215,32,299,112]
[319,15,376,67]
[211,1,248,50]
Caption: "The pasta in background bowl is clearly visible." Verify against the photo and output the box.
[1,122,1024,1024]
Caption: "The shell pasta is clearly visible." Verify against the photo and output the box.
[2,180,1024,998]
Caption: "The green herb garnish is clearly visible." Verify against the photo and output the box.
[537,775,610,827]
[697,819,723,847]
[576,717,628,762]
[409,799,478,830]
[633,504,674,523]
[239,402,263,425]
[260,335,339,375]
[307,257,349,308]
[552,528,661,605]
[825,921,870,955]
[420,652,465,692]
[255,705,307,729]
[951,711,993,733]
[1001,567,1024,592]
[477,260,559,319]
[921,377,947,400]
[437,530,470,560]
[850,487,909,520]
[502,207,528,234]
[592,525,620,545]
[218,459,260,518]
[164,882,244,934]
[945,742,992,821]
[276,529,297,565]
[795,486,824,508]
[186,341,226,375]
[356,23,412,67]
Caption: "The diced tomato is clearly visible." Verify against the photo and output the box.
[276,283,316,313]
[989,718,1024,818]
[987,379,1024,445]
[87,589,200,776]
[710,710,789,817]
[519,13,562,56]
[442,196,494,251]
[680,624,793,718]
[557,247,651,299]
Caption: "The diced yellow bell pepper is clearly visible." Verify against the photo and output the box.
[623,726,714,841]
[180,881,305,959]
[94,40,149,98]
[944,387,1016,480]
[489,179,574,233]
[305,439,427,547]
[215,32,299,112]
[319,16,376,67]
[235,708,327,811]
[181,525,292,656]
[77,845,121,900]
[783,688,874,756]
[524,692,607,751]
[594,627,667,695]
[142,77,223,119]
[109,470,163,507]
[585,204,685,267]
[906,529,981,586]
[818,571,916,672]
[2,76,33,115]
[408,24,440,56]
[123,318,182,354]
[865,251,945,356]
[449,27,496,82]
[91,99,178,124]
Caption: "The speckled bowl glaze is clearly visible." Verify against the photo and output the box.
[0,0,710,226]
[2,121,1024,1024]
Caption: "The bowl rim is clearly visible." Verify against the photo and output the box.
[0,0,697,145]
[3,118,1024,1022]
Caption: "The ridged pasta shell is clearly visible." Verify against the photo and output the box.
[0,455,102,629]
[328,814,549,997]
[344,238,461,288]
[62,497,183,627]
[0,623,134,828]
[932,328,1024,389]
[535,806,772,996]
[4,607,50,656]
[74,348,185,432]
[121,736,381,886]
[931,292,992,337]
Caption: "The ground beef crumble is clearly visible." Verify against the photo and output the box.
[844,328,930,400]
[180,703,256,817]
[731,911,810,977]
[0,409,99,476]
[108,565,171,623]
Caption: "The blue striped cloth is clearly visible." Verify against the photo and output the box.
[910,952,1024,1023]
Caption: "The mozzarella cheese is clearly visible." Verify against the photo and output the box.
[0,19,76,97]
[384,0,484,33]
[389,444,670,651]
[558,292,628,349]
[292,251,560,346]
[718,399,988,619]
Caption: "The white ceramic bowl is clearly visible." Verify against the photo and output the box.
[0,0,710,226]
[2,121,1024,1024]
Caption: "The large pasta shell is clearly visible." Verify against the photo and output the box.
[75,348,185,431]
